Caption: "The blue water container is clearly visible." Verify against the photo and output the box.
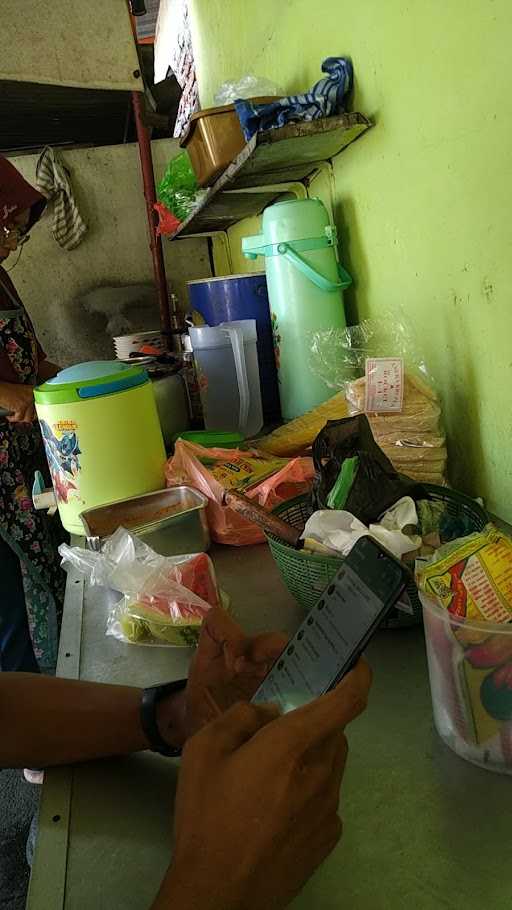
[187,273,281,423]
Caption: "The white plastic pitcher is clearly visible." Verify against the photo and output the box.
[189,320,263,437]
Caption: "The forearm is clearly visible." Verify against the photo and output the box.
[0,674,148,768]
[0,380,29,410]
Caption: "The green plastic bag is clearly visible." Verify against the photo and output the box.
[157,151,203,223]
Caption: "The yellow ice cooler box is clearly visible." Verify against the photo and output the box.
[34,361,166,535]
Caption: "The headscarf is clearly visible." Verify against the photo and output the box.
[0,155,46,229]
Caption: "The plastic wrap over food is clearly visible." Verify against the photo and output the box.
[346,373,447,485]
[214,75,285,105]
[60,527,168,593]
[107,556,220,649]
[309,315,448,485]
[309,317,434,390]
[59,529,221,646]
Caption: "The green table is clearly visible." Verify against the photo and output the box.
[28,544,511,909]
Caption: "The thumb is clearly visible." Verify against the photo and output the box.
[235,632,289,671]
[285,659,372,748]
[206,701,281,755]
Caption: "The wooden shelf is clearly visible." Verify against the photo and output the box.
[168,112,372,238]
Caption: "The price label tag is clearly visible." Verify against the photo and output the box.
[365,357,404,413]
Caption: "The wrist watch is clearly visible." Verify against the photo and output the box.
[140,679,187,757]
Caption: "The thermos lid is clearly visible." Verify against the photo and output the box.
[242,198,333,257]
[34,360,148,405]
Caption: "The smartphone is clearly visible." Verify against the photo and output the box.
[252,536,411,713]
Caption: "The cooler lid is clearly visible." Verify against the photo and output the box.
[34,360,148,404]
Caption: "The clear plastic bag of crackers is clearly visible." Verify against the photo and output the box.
[309,311,448,485]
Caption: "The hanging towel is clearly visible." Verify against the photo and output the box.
[35,147,87,250]
[235,57,353,142]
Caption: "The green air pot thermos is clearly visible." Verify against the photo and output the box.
[242,198,351,420]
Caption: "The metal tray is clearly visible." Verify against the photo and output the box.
[80,486,210,556]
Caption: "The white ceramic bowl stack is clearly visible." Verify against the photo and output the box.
[113,331,165,361]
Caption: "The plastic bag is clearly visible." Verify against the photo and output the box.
[312,414,424,526]
[154,201,181,237]
[214,75,285,106]
[107,578,215,648]
[302,497,421,558]
[59,528,221,646]
[417,526,512,624]
[166,440,315,545]
[60,527,165,592]
[156,151,207,223]
[309,313,447,485]
[309,313,433,390]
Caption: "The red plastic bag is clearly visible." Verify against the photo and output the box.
[166,440,315,546]
[154,201,181,236]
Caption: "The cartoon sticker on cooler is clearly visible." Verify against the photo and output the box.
[40,419,82,504]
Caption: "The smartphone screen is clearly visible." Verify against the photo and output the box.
[252,536,408,713]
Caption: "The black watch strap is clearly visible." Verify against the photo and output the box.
[140,679,187,757]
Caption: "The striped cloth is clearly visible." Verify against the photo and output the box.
[35,147,87,251]
[235,57,353,142]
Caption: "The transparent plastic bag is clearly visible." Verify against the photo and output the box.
[59,529,221,646]
[107,580,213,648]
[309,313,433,391]
[309,312,448,485]
[214,75,285,106]
[60,527,166,593]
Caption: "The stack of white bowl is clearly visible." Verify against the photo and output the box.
[113,331,164,360]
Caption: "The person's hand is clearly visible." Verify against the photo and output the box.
[0,382,36,423]
[154,659,372,910]
[157,608,287,749]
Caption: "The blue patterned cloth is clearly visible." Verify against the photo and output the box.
[234,57,353,141]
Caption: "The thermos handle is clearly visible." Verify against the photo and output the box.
[223,325,250,432]
[277,242,352,291]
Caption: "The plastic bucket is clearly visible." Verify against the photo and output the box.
[423,595,512,774]
[188,273,280,423]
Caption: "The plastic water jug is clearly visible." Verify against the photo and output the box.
[189,320,263,437]
[242,198,351,420]
[187,273,280,423]
[34,361,166,534]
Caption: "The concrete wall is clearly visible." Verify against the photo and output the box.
[10,140,211,365]
[189,0,512,520]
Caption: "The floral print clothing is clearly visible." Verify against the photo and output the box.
[0,272,64,670]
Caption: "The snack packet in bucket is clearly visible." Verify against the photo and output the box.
[417,526,512,624]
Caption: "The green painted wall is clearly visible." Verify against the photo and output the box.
[189,0,512,520]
